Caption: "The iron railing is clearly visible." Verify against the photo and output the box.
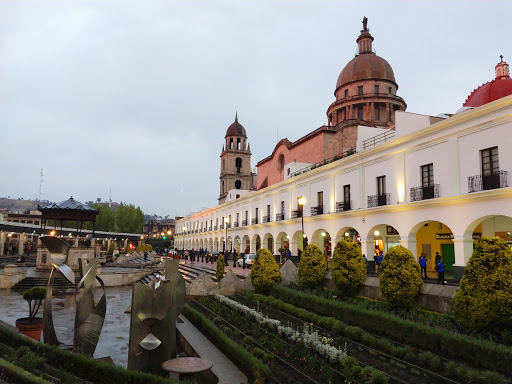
[362,129,395,150]
[410,184,439,201]
[291,210,302,219]
[275,213,285,221]
[335,201,351,212]
[311,205,323,216]
[251,218,259,225]
[468,171,508,193]
[263,215,270,223]
[233,222,239,228]
[214,225,218,230]
[367,193,390,208]
[242,220,248,227]
[290,148,356,178]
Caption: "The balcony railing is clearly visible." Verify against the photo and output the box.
[367,193,390,208]
[242,220,248,227]
[468,171,508,193]
[275,213,285,221]
[311,205,323,216]
[208,227,212,231]
[233,222,239,228]
[335,201,351,212]
[214,225,218,230]
[410,184,440,201]
[362,130,395,150]
[263,215,270,223]
[251,218,259,225]
[220,224,224,230]
[291,210,302,219]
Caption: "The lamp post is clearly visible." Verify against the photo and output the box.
[224,217,229,254]
[297,196,306,254]
[182,226,186,259]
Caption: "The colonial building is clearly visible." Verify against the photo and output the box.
[256,19,407,190]
[177,23,512,281]
[218,113,256,204]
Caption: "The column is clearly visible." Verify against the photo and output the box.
[107,238,112,252]
[0,231,5,256]
[361,239,374,261]
[447,137,461,196]
[18,233,25,255]
[452,236,473,281]
[124,238,128,250]
[74,236,79,247]
[386,103,390,123]
[366,102,371,122]
[330,175,335,213]
[399,238,417,259]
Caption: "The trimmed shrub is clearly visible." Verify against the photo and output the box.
[330,239,366,296]
[136,243,153,253]
[379,245,422,307]
[297,244,327,288]
[22,287,46,321]
[251,248,282,293]
[216,254,225,281]
[452,237,512,332]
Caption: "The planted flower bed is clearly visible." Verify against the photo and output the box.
[251,286,510,383]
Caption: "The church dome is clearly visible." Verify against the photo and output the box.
[336,53,396,91]
[225,113,247,138]
[463,57,512,108]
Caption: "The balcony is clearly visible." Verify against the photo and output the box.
[275,213,285,221]
[208,227,212,231]
[291,210,302,219]
[263,215,270,223]
[233,222,239,228]
[214,225,218,230]
[335,201,351,212]
[311,205,323,216]
[367,193,390,208]
[468,171,508,193]
[251,218,259,225]
[242,220,248,227]
[410,184,440,201]
[220,224,224,230]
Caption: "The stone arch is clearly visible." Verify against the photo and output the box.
[291,230,307,255]
[311,228,332,261]
[233,235,241,254]
[334,227,361,245]
[276,232,290,252]
[207,238,213,252]
[262,232,274,253]
[364,224,401,263]
[251,234,261,253]
[214,237,219,252]
[242,235,250,254]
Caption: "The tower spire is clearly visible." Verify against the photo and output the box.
[495,55,510,80]
[235,112,238,123]
[357,17,374,54]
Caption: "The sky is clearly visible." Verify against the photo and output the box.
[1,1,511,217]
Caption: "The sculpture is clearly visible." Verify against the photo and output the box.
[363,16,368,31]
[41,236,106,357]
[128,259,185,373]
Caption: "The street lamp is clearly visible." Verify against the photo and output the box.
[297,196,306,252]
[182,226,186,259]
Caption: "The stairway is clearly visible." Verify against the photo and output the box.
[137,263,218,286]
[11,273,80,294]
[0,255,36,267]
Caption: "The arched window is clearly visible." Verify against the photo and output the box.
[235,180,242,189]
[235,157,242,172]
[278,154,285,171]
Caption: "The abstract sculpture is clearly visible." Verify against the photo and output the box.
[41,235,106,357]
[128,259,185,373]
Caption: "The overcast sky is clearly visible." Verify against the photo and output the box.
[1,1,511,217]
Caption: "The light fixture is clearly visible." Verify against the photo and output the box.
[345,232,349,237]
[297,196,306,206]
[50,230,56,236]
[374,230,380,236]
[321,232,326,237]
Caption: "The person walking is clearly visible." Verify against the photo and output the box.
[363,254,368,272]
[435,251,441,265]
[376,251,383,274]
[435,258,446,285]
[419,252,427,279]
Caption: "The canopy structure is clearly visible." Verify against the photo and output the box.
[38,196,99,235]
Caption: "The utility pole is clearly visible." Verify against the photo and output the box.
[38,169,44,201]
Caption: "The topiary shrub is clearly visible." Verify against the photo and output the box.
[216,254,225,281]
[298,244,327,288]
[330,239,366,296]
[251,248,282,293]
[379,245,422,308]
[452,237,512,332]
[23,287,46,322]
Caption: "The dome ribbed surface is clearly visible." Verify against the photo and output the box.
[463,78,512,107]
[336,53,396,91]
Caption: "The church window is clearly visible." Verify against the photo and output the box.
[229,138,233,149]
[235,180,242,189]
[374,85,379,94]
[236,157,242,172]
[222,180,224,193]
[389,86,392,94]
[374,105,380,121]
[358,86,363,95]
[222,159,225,171]
[278,154,285,171]
[344,89,348,97]
[357,106,364,120]
[237,138,241,150]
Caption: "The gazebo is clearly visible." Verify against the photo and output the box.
[38,197,99,236]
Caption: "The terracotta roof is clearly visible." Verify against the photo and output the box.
[225,113,247,138]
[336,53,396,92]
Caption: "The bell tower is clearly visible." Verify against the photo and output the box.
[219,113,253,204]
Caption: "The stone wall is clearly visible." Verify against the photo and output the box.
[0,265,27,289]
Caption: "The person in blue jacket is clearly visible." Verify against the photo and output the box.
[435,259,446,285]
[418,252,427,279]
[376,251,383,273]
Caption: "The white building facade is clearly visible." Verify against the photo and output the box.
[177,96,512,280]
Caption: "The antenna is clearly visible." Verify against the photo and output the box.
[109,188,112,208]
[38,168,44,201]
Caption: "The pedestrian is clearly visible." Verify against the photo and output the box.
[373,252,378,273]
[287,249,291,262]
[419,252,427,279]
[435,251,441,265]
[376,251,383,273]
[144,250,148,260]
[362,254,368,271]
[435,258,446,285]
[26,244,31,257]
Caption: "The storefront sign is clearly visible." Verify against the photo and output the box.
[472,233,482,240]
[435,233,454,240]
[386,226,399,235]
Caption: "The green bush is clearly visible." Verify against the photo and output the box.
[330,239,366,296]
[22,287,46,321]
[297,244,327,288]
[136,243,153,253]
[452,237,512,332]
[0,358,51,384]
[379,245,422,307]
[250,248,282,293]
[216,254,225,281]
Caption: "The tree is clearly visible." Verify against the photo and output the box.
[216,254,225,281]
[452,237,512,332]
[298,244,327,288]
[92,203,115,232]
[115,203,145,233]
[330,239,366,296]
[251,248,282,293]
[379,245,422,307]
[96,197,101,203]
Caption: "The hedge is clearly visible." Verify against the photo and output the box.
[0,358,51,384]
[297,244,327,288]
[0,326,173,384]
[330,239,366,296]
[183,304,271,383]
[267,285,512,377]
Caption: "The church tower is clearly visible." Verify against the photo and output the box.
[218,113,253,204]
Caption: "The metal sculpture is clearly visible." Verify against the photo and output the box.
[128,259,186,373]
[41,235,106,357]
